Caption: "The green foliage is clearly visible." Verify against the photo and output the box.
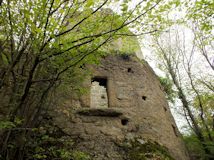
[72,151,91,160]
[0,120,16,129]
[158,76,176,103]
[192,94,214,131]
[186,0,214,34]
[1,53,9,65]
[24,119,91,160]
[184,133,214,160]
[127,139,174,160]
[184,134,205,159]
[193,94,214,111]
[0,117,23,129]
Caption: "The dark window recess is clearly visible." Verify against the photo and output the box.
[91,77,107,87]
[142,96,147,101]
[172,125,178,137]
[128,68,133,73]
[121,118,129,126]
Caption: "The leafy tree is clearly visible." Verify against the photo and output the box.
[184,94,214,159]
[184,0,214,72]
[158,76,176,103]
[193,94,214,133]
[139,0,214,158]
[186,0,214,34]
[191,94,214,158]
[145,25,214,159]
[0,0,177,159]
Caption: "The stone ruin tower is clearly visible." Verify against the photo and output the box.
[53,54,190,160]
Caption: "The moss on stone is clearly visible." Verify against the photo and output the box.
[71,150,91,160]
[126,139,175,160]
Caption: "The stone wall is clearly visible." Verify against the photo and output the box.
[51,55,189,160]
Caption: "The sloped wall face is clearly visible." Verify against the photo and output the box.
[52,55,189,160]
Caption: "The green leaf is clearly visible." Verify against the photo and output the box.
[1,53,9,65]
[0,121,16,129]
[85,0,94,7]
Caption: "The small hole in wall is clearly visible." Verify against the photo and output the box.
[164,107,167,111]
[121,119,129,126]
[101,95,106,99]
[142,96,147,101]
[128,68,132,72]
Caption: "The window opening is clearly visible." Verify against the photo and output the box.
[90,77,108,108]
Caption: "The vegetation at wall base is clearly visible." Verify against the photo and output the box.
[124,139,174,160]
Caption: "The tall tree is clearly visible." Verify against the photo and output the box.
[146,26,214,159]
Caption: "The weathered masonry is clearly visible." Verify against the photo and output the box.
[52,55,190,160]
